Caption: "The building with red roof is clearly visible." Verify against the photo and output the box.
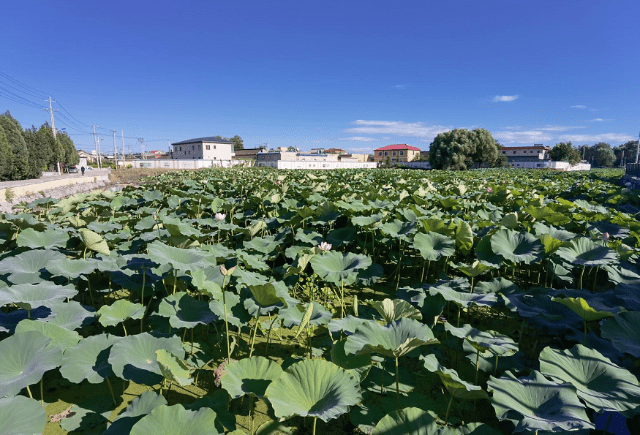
[374,144,421,164]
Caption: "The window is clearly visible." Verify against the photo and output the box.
[214,145,217,150]
[192,145,195,150]
[378,152,382,156]
[400,151,404,156]
[513,151,516,154]
[206,145,210,150]
[198,145,201,150]
[385,151,388,156]
[392,151,396,156]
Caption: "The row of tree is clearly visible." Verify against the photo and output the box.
[429,128,506,170]
[0,111,79,181]
[550,141,639,167]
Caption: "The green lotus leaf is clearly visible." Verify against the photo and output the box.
[294,228,323,245]
[551,296,616,322]
[220,356,283,399]
[372,407,437,435]
[556,237,618,267]
[487,370,594,433]
[539,344,640,416]
[280,301,332,328]
[500,212,518,229]
[0,331,62,397]
[490,229,544,264]
[436,365,489,401]
[156,292,216,329]
[105,391,168,435]
[444,324,518,356]
[368,298,422,323]
[427,281,498,308]
[15,319,81,352]
[130,404,220,435]
[0,282,78,310]
[452,260,492,278]
[243,235,280,256]
[328,315,367,336]
[209,291,251,327]
[455,220,474,254]
[191,269,223,300]
[248,283,286,308]
[98,300,145,327]
[46,301,95,330]
[532,222,575,241]
[60,333,120,383]
[474,235,503,266]
[351,213,385,228]
[539,234,564,255]
[413,232,455,262]
[161,216,202,238]
[474,278,519,295]
[184,389,236,433]
[46,257,98,279]
[147,240,215,272]
[16,227,69,249]
[108,333,185,385]
[0,249,66,284]
[601,311,640,357]
[344,318,439,358]
[330,339,372,379]
[264,359,361,423]
[156,349,192,386]
[310,251,372,286]
[363,364,416,395]
[0,395,47,435]
[380,220,417,241]
[79,228,111,255]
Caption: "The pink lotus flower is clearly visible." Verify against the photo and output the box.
[318,242,332,252]
[603,232,610,241]
[486,187,493,193]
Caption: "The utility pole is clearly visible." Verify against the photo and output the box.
[112,130,117,170]
[122,131,125,168]
[139,138,145,160]
[44,97,61,175]
[635,131,640,164]
[92,125,102,169]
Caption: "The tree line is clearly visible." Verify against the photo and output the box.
[428,127,638,170]
[0,110,79,181]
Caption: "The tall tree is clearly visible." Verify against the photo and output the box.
[0,124,10,180]
[613,140,638,166]
[230,135,244,150]
[58,133,79,166]
[0,111,29,180]
[591,142,615,167]
[550,142,581,165]
[37,124,63,170]
[429,128,500,170]
[472,128,500,167]
[22,127,43,178]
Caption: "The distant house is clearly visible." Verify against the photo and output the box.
[233,147,267,161]
[256,149,376,170]
[170,137,235,161]
[325,148,347,155]
[501,145,551,169]
[374,144,421,164]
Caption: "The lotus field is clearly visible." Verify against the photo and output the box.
[1,167,640,435]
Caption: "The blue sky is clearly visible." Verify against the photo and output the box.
[1,0,638,154]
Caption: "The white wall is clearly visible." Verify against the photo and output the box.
[118,159,248,169]
[549,161,591,171]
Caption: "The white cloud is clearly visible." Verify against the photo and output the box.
[493,130,554,144]
[492,95,519,102]
[570,105,587,109]
[393,84,407,89]
[558,133,635,144]
[590,118,609,122]
[345,120,451,139]
[538,125,586,132]
[339,136,377,142]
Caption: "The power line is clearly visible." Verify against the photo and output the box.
[0,71,48,99]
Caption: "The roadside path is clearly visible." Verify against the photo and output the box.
[0,169,111,190]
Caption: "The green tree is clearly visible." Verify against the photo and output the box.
[591,142,615,167]
[0,111,29,180]
[0,124,10,180]
[550,142,581,165]
[230,135,244,150]
[37,124,63,171]
[429,128,500,170]
[58,133,79,166]
[22,127,43,178]
[613,140,638,166]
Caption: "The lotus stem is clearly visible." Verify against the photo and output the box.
[249,309,260,358]
[592,266,599,292]
[141,266,146,333]
[122,323,127,336]
[221,275,231,361]
[190,328,195,355]
[40,378,44,406]
[87,280,95,307]
[475,350,480,385]
[380,361,385,394]
[583,321,588,346]
[444,395,454,424]
[340,279,345,318]
[470,276,474,294]
[312,417,317,435]
[579,265,585,289]
[395,357,400,410]
[494,355,499,375]
[250,395,255,435]
[26,385,33,399]
[106,378,117,406]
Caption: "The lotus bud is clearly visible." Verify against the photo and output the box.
[215,212,226,221]
[603,232,610,241]
[220,265,236,276]
[201,179,208,184]
[486,187,493,193]
[318,242,332,252]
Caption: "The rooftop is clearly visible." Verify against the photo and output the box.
[171,137,234,145]
[375,144,421,151]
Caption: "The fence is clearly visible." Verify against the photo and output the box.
[626,163,640,177]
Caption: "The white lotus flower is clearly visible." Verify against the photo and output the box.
[318,242,332,252]
[215,213,226,221]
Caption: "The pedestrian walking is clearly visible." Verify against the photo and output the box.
[81,166,85,176]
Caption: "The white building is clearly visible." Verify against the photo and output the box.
[256,150,376,170]
[171,137,235,161]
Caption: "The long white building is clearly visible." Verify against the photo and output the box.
[256,150,376,169]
